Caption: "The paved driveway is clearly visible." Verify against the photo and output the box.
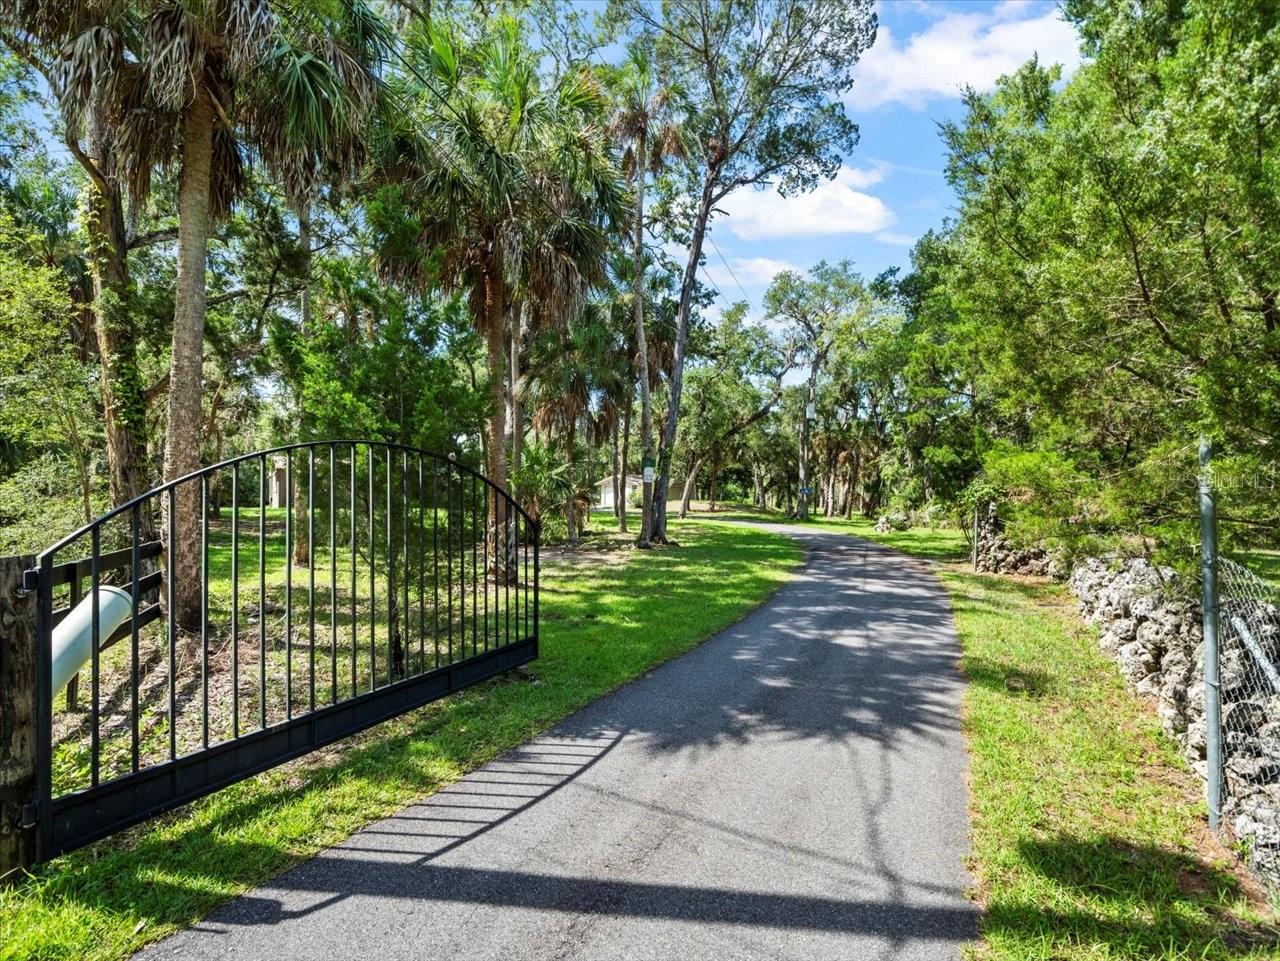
[139,525,975,960]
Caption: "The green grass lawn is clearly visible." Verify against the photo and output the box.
[691,502,1279,957]
[1,518,801,961]
[695,502,970,562]
[947,568,1277,958]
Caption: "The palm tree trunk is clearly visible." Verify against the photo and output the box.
[618,383,632,533]
[564,420,577,546]
[633,128,657,548]
[292,202,312,566]
[610,417,620,522]
[509,303,522,478]
[162,87,216,630]
[483,270,509,576]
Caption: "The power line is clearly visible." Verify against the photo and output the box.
[706,234,754,307]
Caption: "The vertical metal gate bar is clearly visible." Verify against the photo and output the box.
[432,463,440,669]
[90,524,100,787]
[368,443,376,690]
[447,463,453,666]
[483,484,490,653]
[350,444,357,697]
[402,449,409,679]
[505,511,511,648]
[472,475,478,658]
[524,514,529,643]
[533,519,539,647]
[456,465,463,662]
[512,513,518,646]
[258,456,267,730]
[201,475,209,749]
[167,486,176,760]
[418,455,425,673]
[386,446,394,680]
[231,463,240,738]
[308,447,316,713]
[129,505,141,771]
[330,445,337,705]
[285,451,293,719]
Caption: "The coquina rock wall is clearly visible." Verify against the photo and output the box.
[974,503,1054,577]
[1069,557,1280,890]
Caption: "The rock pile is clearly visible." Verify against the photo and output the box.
[1069,556,1280,890]
[974,503,1053,576]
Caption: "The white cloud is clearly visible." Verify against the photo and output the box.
[848,2,1082,110]
[718,166,895,241]
[703,255,802,296]
[875,232,916,247]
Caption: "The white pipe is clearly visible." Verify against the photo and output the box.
[52,585,134,693]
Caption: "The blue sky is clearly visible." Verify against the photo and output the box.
[696,0,1082,321]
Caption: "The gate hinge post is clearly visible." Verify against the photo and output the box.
[0,554,39,883]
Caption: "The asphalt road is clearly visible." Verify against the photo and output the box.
[138,524,975,961]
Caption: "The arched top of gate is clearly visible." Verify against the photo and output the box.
[37,439,534,562]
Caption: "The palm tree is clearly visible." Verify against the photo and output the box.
[523,304,612,544]
[609,45,683,547]
[22,0,388,624]
[374,17,623,569]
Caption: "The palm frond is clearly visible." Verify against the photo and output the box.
[144,5,203,111]
[51,23,122,128]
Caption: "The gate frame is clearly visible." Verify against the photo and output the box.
[4,440,539,872]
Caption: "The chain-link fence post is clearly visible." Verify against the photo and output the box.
[972,501,980,572]
[1198,437,1224,831]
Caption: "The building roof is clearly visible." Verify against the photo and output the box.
[596,474,644,488]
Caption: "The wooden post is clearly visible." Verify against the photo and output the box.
[0,554,38,882]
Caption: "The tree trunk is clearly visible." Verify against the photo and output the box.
[291,203,312,565]
[798,373,816,520]
[483,269,509,577]
[509,301,522,479]
[708,452,719,512]
[678,457,703,519]
[162,88,216,630]
[847,447,860,518]
[564,421,577,545]
[298,203,312,333]
[610,417,621,522]
[753,464,765,508]
[824,449,836,517]
[618,382,632,533]
[652,170,717,543]
[84,109,151,524]
[632,129,657,547]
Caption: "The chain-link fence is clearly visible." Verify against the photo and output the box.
[1215,557,1280,817]
[1198,438,1280,888]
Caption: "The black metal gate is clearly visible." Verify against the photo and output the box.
[23,441,538,860]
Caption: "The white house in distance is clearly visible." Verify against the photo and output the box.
[595,473,685,510]
[596,473,643,511]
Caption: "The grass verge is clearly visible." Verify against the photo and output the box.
[695,502,1279,957]
[0,518,801,961]
[945,568,1277,959]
